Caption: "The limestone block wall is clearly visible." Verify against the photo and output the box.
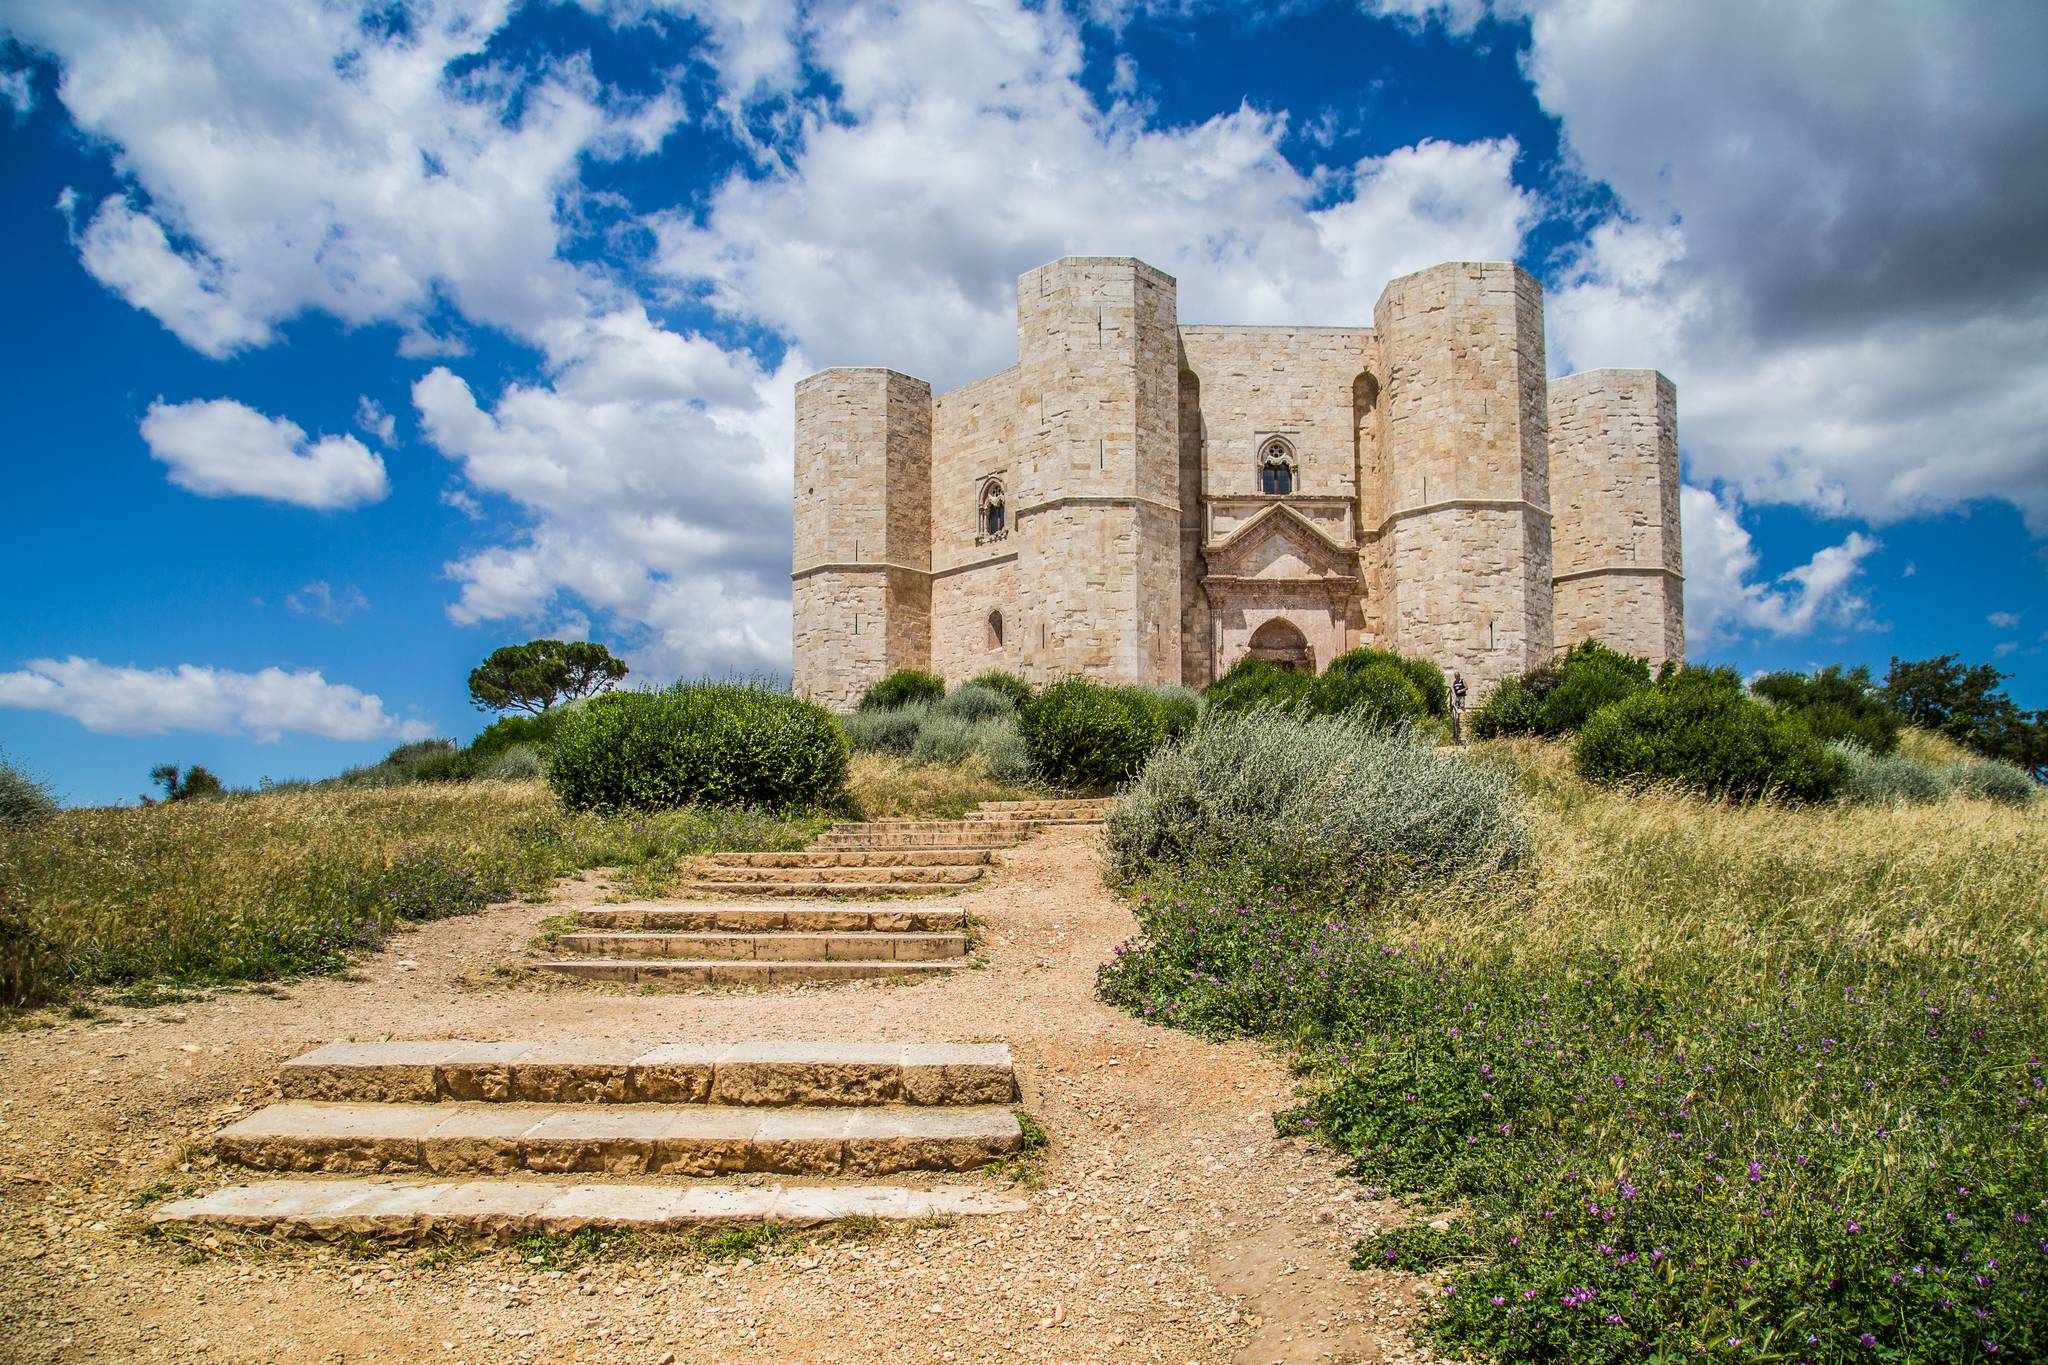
[1012,257,1182,685]
[791,368,934,708]
[1177,326,1373,500]
[1209,590,1350,677]
[1372,262,1555,691]
[1549,369,1684,665]
[928,366,1024,684]
[1177,368,1211,684]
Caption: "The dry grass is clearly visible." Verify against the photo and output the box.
[1398,737,2048,982]
[841,751,1040,820]
[1894,725,1974,765]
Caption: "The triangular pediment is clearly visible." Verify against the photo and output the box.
[1205,504,1357,581]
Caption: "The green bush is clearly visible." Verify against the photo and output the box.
[936,682,1017,722]
[1321,648,1449,718]
[1946,757,2038,806]
[1472,640,1652,738]
[1575,666,1844,802]
[470,710,569,758]
[840,701,931,754]
[1306,659,1426,729]
[548,682,849,812]
[1017,678,1178,788]
[1203,657,1311,714]
[1141,684,1201,739]
[857,669,946,711]
[1829,741,1947,805]
[1753,664,1900,754]
[1106,709,1525,908]
[480,744,547,781]
[968,670,1034,708]
[0,750,59,823]
[976,721,1034,781]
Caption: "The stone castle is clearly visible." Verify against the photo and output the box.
[791,256,1682,709]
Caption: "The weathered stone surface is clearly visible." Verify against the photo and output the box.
[900,1043,1019,1105]
[279,1041,462,1103]
[711,1042,905,1107]
[154,1180,1027,1242]
[792,254,1679,705]
[573,904,966,933]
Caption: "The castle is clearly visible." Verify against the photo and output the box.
[791,256,1682,709]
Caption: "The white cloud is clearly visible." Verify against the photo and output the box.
[0,657,431,742]
[653,1,1533,387]
[1512,0,2048,531]
[1988,611,2022,630]
[11,0,681,354]
[2,63,35,118]
[286,581,369,624]
[140,399,389,509]
[1681,485,1879,647]
[355,396,395,444]
[1994,641,2018,659]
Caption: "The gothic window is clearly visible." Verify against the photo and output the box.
[978,480,1007,539]
[1259,438,1296,496]
[987,610,1005,650]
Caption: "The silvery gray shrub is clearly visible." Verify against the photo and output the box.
[1829,740,1947,805]
[1945,757,2037,806]
[1107,707,1526,907]
[936,682,1018,722]
[841,701,932,754]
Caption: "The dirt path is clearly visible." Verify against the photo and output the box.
[0,828,1441,1363]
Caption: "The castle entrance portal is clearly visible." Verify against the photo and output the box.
[1246,618,1313,672]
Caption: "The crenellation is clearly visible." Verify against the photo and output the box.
[792,256,1681,707]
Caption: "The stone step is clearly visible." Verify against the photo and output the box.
[694,864,985,886]
[154,1179,1026,1242]
[539,958,962,985]
[574,905,966,932]
[826,821,1036,835]
[962,815,1103,826]
[280,1041,1017,1106]
[216,1102,1021,1176]
[678,881,966,900]
[974,800,1113,813]
[813,834,1025,850]
[706,849,991,868]
[553,931,967,962]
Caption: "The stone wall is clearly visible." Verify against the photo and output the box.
[1549,369,1684,665]
[929,365,1023,684]
[790,368,933,708]
[1372,262,1555,693]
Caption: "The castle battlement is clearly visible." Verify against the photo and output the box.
[792,256,1682,708]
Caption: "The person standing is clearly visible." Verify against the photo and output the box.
[1449,669,1468,744]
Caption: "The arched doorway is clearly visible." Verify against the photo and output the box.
[1246,617,1313,672]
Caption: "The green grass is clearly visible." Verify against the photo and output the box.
[1100,738,2048,1363]
[0,779,821,1007]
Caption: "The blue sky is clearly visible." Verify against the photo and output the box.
[2,0,2045,806]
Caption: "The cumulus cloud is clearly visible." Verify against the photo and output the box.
[354,397,395,444]
[10,0,679,355]
[1681,485,1879,646]
[1514,0,2048,530]
[653,1,1533,387]
[0,657,431,742]
[286,581,370,624]
[2,63,35,118]
[140,398,389,509]
[1988,611,2022,630]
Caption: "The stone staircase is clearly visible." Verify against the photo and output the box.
[154,1040,1028,1241]
[536,797,1110,987]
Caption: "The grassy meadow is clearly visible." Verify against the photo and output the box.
[0,753,1036,1008]
[1101,735,2047,1362]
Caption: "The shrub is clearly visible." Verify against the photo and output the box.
[548,682,849,812]
[1946,757,2038,806]
[1321,648,1449,718]
[1307,659,1426,729]
[471,710,569,758]
[480,744,546,781]
[936,682,1017,722]
[1017,678,1178,788]
[1830,740,1947,805]
[909,713,981,764]
[841,701,932,754]
[976,721,1034,782]
[1575,666,1843,802]
[1141,684,1201,739]
[0,750,58,823]
[1753,664,1900,754]
[1106,709,1525,908]
[1473,640,1652,738]
[1203,657,1311,714]
[857,669,946,711]
[969,670,1034,708]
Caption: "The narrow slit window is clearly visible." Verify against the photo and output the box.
[987,610,1005,651]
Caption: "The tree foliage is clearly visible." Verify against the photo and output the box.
[1751,664,1900,754]
[1882,654,2046,781]
[149,764,224,803]
[467,639,628,715]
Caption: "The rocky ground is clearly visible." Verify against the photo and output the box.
[0,827,1443,1364]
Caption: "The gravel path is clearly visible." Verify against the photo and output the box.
[0,827,1441,1363]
